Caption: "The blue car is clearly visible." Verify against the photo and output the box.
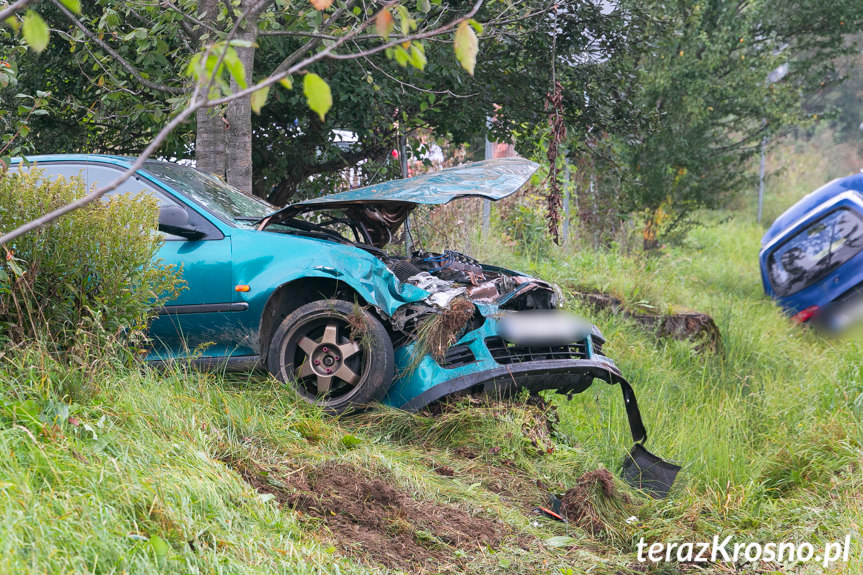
[12,155,678,494]
[760,173,863,330]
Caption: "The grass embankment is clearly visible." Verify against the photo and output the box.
[2,153,863,573]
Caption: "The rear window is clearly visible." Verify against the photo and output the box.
[768,208,863,297]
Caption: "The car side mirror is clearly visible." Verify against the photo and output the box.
[158,205,206,240]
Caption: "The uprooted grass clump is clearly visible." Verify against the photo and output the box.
[412,296,475,361]
[559,469,635,541]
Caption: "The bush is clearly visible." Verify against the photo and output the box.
[0,169,181,366]
[496,190,552,259]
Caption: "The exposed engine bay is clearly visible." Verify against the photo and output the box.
[383,249,558,310]
[379,248,560,350]
[259,206,560,314]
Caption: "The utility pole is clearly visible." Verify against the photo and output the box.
[562,148,570,245]
[399,134,412,255]
[482,130,492,236]
[757,135,767,224]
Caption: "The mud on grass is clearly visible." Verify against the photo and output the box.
[225,457,509,573]
[560,469,635,541]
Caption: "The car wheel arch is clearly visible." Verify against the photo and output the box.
[259,277,386,365]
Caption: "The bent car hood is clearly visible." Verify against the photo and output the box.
[260,158,538,247]
[266,158,537,217]
[299,157,538,207]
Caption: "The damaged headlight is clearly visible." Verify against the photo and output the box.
[550,283,565,308]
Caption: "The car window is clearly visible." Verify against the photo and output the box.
[768,208,863,297]
[11,162,173,205]
[85,165,175,207]
[141,161,274,226]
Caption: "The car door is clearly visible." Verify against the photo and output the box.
[83,165,243,359]
[25,161,239,359]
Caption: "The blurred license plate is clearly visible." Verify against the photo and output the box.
[498,311,592,345]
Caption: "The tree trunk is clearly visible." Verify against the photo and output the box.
[225,7,258,194]
[194,0,226,178]
[196,108,226,177]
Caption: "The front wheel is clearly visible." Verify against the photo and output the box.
[266,299,394,413]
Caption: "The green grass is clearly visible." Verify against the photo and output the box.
[1,138,863,573]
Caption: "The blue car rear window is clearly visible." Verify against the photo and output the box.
[767,208,863,297]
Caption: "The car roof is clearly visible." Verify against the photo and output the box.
[762,172,863,247]
[9,154,136,168]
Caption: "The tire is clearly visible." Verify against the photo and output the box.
[266,299,394,413]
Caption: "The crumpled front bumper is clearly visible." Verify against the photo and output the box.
[395,357,624,411]
[382,314,681,497]
[382,315,641,440]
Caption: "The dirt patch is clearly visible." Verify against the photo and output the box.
[572,289,722,353]
[560,469,631,536]
[434,465,455,476]
[226,457,507,572]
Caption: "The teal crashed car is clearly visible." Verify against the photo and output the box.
[12,155,677,494]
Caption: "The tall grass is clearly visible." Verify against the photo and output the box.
[1,136,862,573]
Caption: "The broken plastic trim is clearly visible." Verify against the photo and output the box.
[396,358,680,498]
[618,377,681,499]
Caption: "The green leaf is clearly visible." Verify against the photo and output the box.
[409,43,427,71]
[22,11,50,54]
[251,85,270,114]
[544,536,577,548]
[417,0,431,14]
[341,434,362,448]
[279,77,293,90]
[59,0,82,14]
[454,20,478,76]
[468,19,483,34]
[393,46,410,67]
[185,53,203,81]
[395,5,415,35]
[303,73,332,121]
[222,47,247,89]
[149,534,170,558]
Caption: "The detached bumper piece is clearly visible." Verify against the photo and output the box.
[400,357,679,498]
[617,377,680,498]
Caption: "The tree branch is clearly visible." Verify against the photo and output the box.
[49,0,184,95]
[0,86,201,246]
[327,0,482,60]
[0,0,33,22]
[358,55,478,98]
[0,0,487,245]
[273,0,359,74]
